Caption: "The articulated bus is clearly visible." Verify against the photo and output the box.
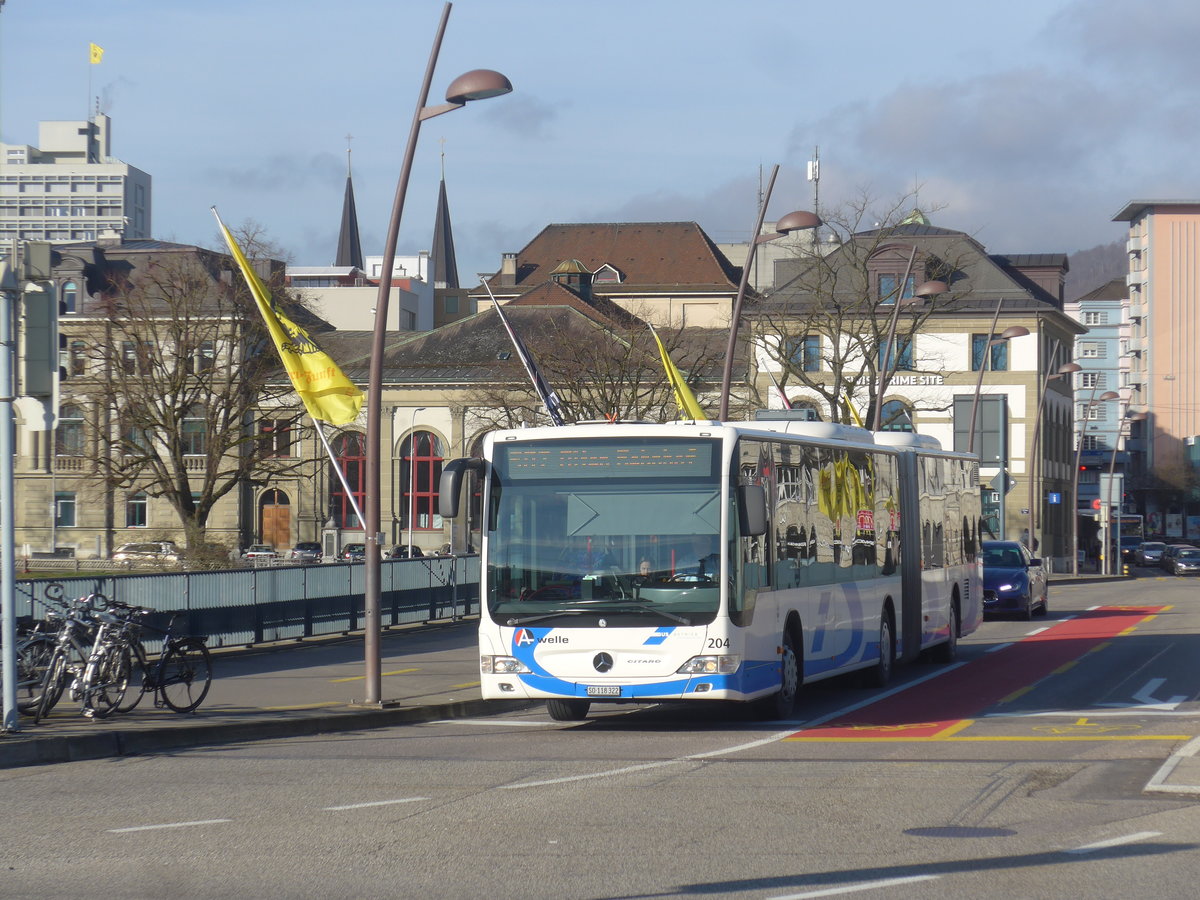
[439,419,982,721]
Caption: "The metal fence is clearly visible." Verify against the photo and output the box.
[15,556,481,651]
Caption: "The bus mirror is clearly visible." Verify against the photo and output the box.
[439,457,485,519]
[738,483,768,537]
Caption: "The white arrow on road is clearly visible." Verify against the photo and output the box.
[1096,678,1187,711]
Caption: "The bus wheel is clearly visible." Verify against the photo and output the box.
[932,602,958,663]
[546,699,590,721]
[865,614,894,688]
[754,633,799,720]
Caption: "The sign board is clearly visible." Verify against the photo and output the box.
[989,471,1017,495]
[1047,492,1061,505]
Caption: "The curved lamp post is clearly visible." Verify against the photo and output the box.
[717,164,820,420]
[966,320,1029,454]
[363,2,511,705]
[1027,360,1081,552]
[1103,405,1146,574]
[1069,388,1120,574]
[871,274,947,430]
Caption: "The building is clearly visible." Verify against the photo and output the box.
[1112,200,1200,539]
[1,115,151,246]
[763,218,1083,561]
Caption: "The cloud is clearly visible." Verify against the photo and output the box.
[205,152,344,192]
[481,94,558,140]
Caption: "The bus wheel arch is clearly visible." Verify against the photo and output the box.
[753,615,802,719]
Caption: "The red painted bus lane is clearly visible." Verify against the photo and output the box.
[787,606,1166,741]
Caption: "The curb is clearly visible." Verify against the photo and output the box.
[0,698,534,770]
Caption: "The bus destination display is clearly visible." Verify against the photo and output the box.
[498,440,715,480]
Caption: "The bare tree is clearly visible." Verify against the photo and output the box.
[750,191,976,427]
[72,236,316,550]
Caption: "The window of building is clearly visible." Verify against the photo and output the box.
[330,432,366,529]
[443,294,459,315]
[194,339,216,374]
[55,404,85,456]
[61,280,78,314]
[877,272,915,305]
[121,415,150,455]
[1082,435,1103,451]
[55,492,76,528]
[1080,372,1105,389]
[785,335,821,372]
[1083,311,1108,325]
[181,405,207,455]
[260,419,292,458]
[878,335,914,371]
[121,340,153,375]
[971,334,1011,371]
[1079,342,1106,359]
[1081,403,1107,421]
[401,430,445,532]
[880,400,914,432]
[66,339,86,377]
[126,492,148,527]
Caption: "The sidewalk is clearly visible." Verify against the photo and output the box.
[1,618,532,770]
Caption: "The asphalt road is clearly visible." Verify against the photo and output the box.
[1,572,1198,899]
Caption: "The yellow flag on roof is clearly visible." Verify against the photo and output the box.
[213,208,364,426]
[650,325,708,421]
[89,43,104,64]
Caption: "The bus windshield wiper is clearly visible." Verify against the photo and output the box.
[505,609,591,626]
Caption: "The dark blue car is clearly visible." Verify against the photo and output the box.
[982,540,1048,620]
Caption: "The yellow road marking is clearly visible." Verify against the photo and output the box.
[331,667,419,683]
[452,681,481,689]
[998,685,1035,704]
[1051,660,1079,675]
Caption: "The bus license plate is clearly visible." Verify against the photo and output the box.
[586,685,621,697]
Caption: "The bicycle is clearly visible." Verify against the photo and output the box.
[34,589,112,723]
[109,602,213,714]
[0,613,56,715]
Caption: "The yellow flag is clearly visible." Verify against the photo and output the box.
[213,210,364,426]
[650,326,708,421]
[90,43,104,64]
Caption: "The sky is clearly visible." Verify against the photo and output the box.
[3,0,1199,295]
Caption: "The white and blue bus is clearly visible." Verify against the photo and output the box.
[439,419,981,720]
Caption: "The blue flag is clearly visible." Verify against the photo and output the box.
[485,290,566,426]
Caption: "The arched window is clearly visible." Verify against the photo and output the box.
[880,400,914,432]
[329,432,365,529]
[400,430,445,532]
[55,404,85,456]
[61,280,78,314]
[181,404,207,455]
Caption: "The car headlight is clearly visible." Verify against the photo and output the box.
[481,655,531,675]
[677,655,741,675]
[996,582,1017,592]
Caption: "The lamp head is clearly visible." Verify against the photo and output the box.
[445,69,513,104]
[1057,362,1083,375]
[773,210,822,234]
[998,325,1029,341]
[914,280,947,298]
[1098,391,1121,401]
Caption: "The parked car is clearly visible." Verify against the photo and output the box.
[112,540,180,564]
[242,544,278,562]
[289,541,323,564]
[1134,541,1166,566]
[388,545,424,558]
[981,540,1048,620]
[1164,546,1200,576]
[340,543,366,561]
[1159,544,1197,572]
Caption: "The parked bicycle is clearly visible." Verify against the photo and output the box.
[0,610,56,715]
[108,601,212,714]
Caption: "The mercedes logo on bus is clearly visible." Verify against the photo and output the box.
[593,652,614,673]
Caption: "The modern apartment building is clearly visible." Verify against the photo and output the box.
[0,114,151,246]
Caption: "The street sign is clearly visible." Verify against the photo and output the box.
[989,471,1017,495]
[1048,492,1061,505]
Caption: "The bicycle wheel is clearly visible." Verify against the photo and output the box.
[116,641,149,714]
[86,646,131,718]
[158,638,212,713]
[35,651,67,724]
[16,634,56,715]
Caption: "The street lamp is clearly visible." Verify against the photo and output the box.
[407,407,426,559]
[717,164,820,420]
[1070,387,1120,574]
[966,314,1029,453]
[871,266,947,431]
[1027,360,1081,553]
[1103,405,1146,575]
[363,2,511,705]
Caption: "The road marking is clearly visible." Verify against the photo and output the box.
[1065,831,1162,854]
[766,875,939,899]
[452,681,481,689]
[1097,677,1187,711]
[263,701,344,711]
[331,668,419,683]
[1145,735,1200,795]
[431,719,552,727]
[323,797,429,811]
[108,819,231,833]
[985,642,1013,653]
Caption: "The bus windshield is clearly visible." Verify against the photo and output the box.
[485,437,725,627]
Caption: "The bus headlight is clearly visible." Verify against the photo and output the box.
[481,655,531,675]
[677,655,741,675]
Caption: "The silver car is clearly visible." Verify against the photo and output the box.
[1135,541,1165,566]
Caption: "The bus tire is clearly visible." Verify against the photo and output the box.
[865,611,895,688]
[932,601,959,663]
[753,632,799,720]
[546,699,590,721]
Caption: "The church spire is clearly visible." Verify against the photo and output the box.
[335,137,364,269]
[430,142,460,290]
